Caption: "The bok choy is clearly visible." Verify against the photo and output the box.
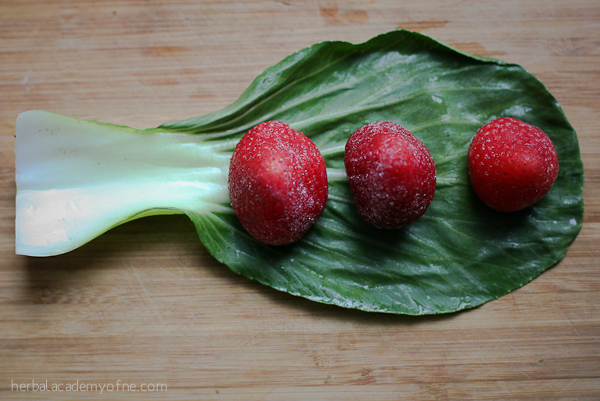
[15,30,584,315]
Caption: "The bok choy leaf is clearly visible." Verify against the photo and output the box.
[15,30,584,315]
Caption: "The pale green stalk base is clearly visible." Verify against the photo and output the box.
[15,110,232,257]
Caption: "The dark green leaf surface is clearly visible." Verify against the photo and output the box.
[163,30,584,314]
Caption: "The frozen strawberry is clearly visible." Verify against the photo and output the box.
[468,117,559,212]
[344,121,436,229]
[228,121,328,245]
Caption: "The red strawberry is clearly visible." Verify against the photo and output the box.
[228,121,328,245]
[468,117,559,212]
[344,121,436,229]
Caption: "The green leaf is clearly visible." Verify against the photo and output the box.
[16,30,584,315]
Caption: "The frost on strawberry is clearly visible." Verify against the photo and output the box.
[344,121,436,229]
[228,121,328,245]
[468,117,559,212]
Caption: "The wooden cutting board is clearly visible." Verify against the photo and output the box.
[1,1,599,399]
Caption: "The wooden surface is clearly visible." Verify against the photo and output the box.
[1,1,599,399]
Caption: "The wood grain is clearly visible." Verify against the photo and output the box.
[1,0,599,399]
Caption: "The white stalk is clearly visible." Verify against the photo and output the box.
[15,111,231,257]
